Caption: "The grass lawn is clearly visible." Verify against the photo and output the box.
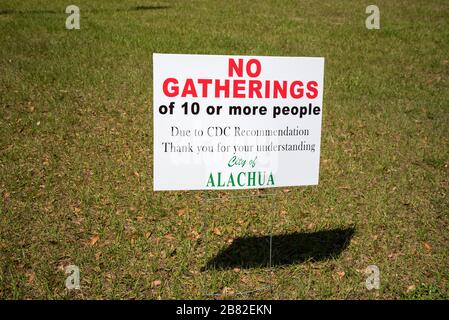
[0,0,448,299]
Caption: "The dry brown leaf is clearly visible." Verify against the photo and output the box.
[144,231,152,239]
[164,233,175,240]
[152,280,161,287]
[240,276,249,284]
[190,229,200,240]
[423,242,432,251]
[73,206,81,213]
[89,235,99,246]
[407,285,416,292]
[177,208,186,216]
[213,227,222,236]
[222,287,235,296]
[56,262,66,272]
[26,271,35,285]
[337,271,345,279]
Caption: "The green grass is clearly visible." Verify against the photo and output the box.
[0,0,448,299]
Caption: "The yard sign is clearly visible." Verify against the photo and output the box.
[153,54,324,191]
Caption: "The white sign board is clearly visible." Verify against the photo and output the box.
[153,53,324,191]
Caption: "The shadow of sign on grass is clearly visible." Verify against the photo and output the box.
[204,227,355,270]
